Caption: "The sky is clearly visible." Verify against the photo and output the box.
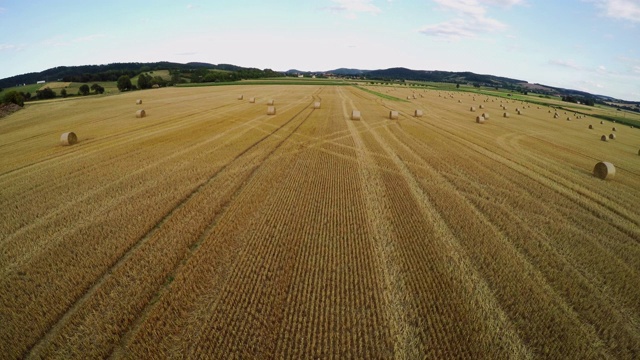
[1,0,639,100]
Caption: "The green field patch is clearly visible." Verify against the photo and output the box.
[355,86,409,102]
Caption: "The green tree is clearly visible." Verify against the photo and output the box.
[117,75,132,91]
[456,83,460,88]
[91,83,105,94]
[61,89,67,98]
[150,76,167,87]
[170,71,183,85]
[36,87,56,99]
[2,91,24,106]
[78,84,90,96]
[137,73,151,89]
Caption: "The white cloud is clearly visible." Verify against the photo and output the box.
[0,44,15,51]
[549,59,583,70]
[327,0,382,18]
[590,0,640,22]
[420,0,522,39]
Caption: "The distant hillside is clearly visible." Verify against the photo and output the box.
[2,62,638,106]
[0,62,251,88]
[364,67,525,86]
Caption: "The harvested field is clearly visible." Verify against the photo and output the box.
[1,85,639,359]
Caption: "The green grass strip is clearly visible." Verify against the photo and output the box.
[354,86,409,102]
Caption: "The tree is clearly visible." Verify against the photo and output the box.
[117,75,132,91]
[456,83,460,88]
[91,83,105,94]
[150,75,166,88]
[137,73,151,89]
[36,87,56,100]
[61,89,67,98]
[2,91,24,106]
[170,72,183,85]
[78,84,90,96]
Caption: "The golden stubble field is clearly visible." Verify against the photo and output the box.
[1,85,639,359]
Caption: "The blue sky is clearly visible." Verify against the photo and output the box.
[1,0,639,100]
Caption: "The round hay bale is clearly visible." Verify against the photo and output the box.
[60,132,77,146]
[503,112,509,118]
[588,124,593,129]
[600,121,604,124]
[267,106,276,115]
[238,95,244,100]
[136,109,146,118]
[313,102,321,109]
[554,114,559,119]
[593,162,615,180]
[479,105,484,109]
[414,109,423,117]
[482,112,490,119]
[136,99,142,105]
[517,110,523,115]
[249,97,256,103]
[516,108,520,112]
[567,117,572,121]
[476,116,485,124]
[267,99,275,105]
[407,96,411,100]
[458,100,462,103]
[601,135,608,141]
[609,133,616,140]
[470,106,476,112]
[389,110,399,120]
[612,127,617,131]
[351,110,361,120]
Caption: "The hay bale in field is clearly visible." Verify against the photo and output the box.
[351,110,361,120]
[313,102,321,109]
[600,121,604,124]
[554,114,559,119]
[267,99,275,105]
[249,97,256,103]
[479,104,484,109]
[588,124,593,129]
[267,106,276,115]
[503,112,509,118]
[567,117,572,121]
[470,106,476,112]
[414,109,423,117]
[482,112,490,119]
[601,135,607,141]
[389,110,399,120]
[593,161,615,180]
[136,109,146,118]
[476,116,485,124]
[517,110,523,115]
[458,100,462,103]
[516,108,520,112]
[612,127,617,131]
[136,99,142,105]
[238,95,243,100]
[609,133,616,140]
[60,132,77,146]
